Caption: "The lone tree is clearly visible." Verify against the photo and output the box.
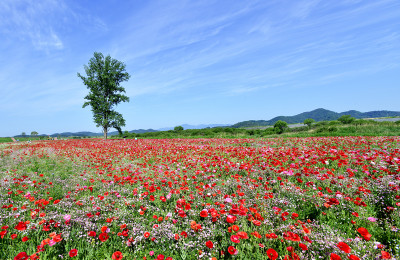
[31,131,38,136]
[174,126,184,132]
[273,120,288,134]
[78,52,130,139]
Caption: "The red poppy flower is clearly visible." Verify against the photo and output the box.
[283,231,301,242]
[328,198,339,205]
[357,227,368,236]
[200,209,208,218]
[381,251,391,259]
[157,254,165,260]
[53,234,62,243]
[15,222,27,231]
[237,231,248,239]
[14,252,29,260]
[226,215,236,224]
[112,251,123,260]
[0,230,7,239]
[299,243,308,250]
[11,234,17,240]
[21,236,29,242]
[88,231,96,237]
[337,241,351,253]
[228,246,238,255]
[230,235,240,243]
[348,255,360,260]
[357,227,372,241]
[266,248,278,260]
[330,253,342,260]
[99,232,109,242]
[206,240,213,249]
[144,232,150,238]
[101,226,109,233]
[231,225,240,232]
[252,220,261,226]
[69,249,78,257]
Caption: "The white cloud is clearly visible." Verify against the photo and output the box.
[0,0,107,51]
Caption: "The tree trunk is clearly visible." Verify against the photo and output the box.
[103,127,108,140]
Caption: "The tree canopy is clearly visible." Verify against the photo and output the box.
[273,120,288,134]
[174,126,184,132]
[338,115,355,124]
[303,118,315,128]
[78,52,130,139]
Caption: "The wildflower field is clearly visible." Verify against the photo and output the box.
[0,137,399,260]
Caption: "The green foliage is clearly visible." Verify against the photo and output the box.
[273,120,288,134]
[338,115,356,124]
[31,131,38,136]
[354,119,373,125]
[78,52,130,139]
[303,118,315,128]
[174,126,184,132]
[21,132,26,136]
[246,129,255,136]
[316,126,338,133]
[111,119,400,140]
[0,137,13,143]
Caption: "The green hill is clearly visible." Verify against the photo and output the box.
[232,108,400,128]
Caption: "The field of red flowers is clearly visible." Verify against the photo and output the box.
[0,137,399,260]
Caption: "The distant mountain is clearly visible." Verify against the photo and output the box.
[13,129,158,138]
[12,124,229,138]
[157,124,230,131]
[232,108,400,128]
[13,132,101,138]
[129,129,158,134]
[52,131,103,137]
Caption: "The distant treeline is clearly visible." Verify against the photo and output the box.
[115,118,400,139]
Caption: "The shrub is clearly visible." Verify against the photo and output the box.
[315,121,328,127]
[303,118,315,128]
[338,115,355,124]
[247,130,255,136]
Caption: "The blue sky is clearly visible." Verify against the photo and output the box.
[1,0,399,136]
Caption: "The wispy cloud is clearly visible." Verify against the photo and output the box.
[115,0,399,99]
[0,0,107,51]
[0,0,65,50]
[291,0,321,19]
